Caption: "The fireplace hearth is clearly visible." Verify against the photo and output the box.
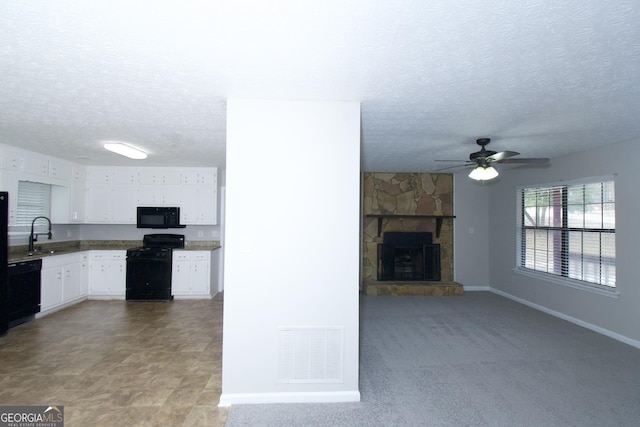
[377,232,441,281]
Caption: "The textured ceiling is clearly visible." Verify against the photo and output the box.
[1,0,639,172]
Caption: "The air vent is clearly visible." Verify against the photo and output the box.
[278,327,344,384]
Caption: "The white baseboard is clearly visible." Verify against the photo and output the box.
[463,285,491,291]
[218,391,361,407]
[36,296,88,318]
[87,294,125,300]
[173,294,213,300]
[491,288,640,350]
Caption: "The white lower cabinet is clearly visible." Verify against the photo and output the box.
[38,250,125,315]
[37,247,216,314]
[172,250,212,298]
[40,264,63,312]
[88,250,126,298]
[40,252,87,313]
[63,261,83,303]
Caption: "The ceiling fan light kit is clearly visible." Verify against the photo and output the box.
[469,165,499,181]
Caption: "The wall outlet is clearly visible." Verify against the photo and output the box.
[198,231,204,238]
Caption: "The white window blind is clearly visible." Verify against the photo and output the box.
[17,181,51,226]
[517,178,615,288]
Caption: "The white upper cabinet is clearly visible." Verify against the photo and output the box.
[87,167,114,184]
[85,184,112,223]
[196,169,217,186]
[48,159,73,182]
[111,185,138,222]
[21,152,49,177]
[179,168,218,224]
[85,184,137,224]
[180,169,216,186]
[139,169,182,185]
[179,186,198,224]
[180,171,198,185]
[0,146,22,171]
[70,165,87,223]
[113,168,139,184]
[195,186,217,224]
[1,144,73,185]
[72,165,86,183]
[83,166,218,225]
[137,185,181,206]
[0,144,220,226]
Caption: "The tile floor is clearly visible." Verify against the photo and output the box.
[0,294,228,426]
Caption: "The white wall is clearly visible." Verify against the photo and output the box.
[77,224,220,243]
[220,99,361,405]
[453,174,491,288]
[488,139,640,345]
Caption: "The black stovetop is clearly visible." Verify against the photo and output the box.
[127,234,185,259]
[141,233,185,249]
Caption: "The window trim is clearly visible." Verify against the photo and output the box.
[516,175,617,295]
[16,180,52,227]
[514,266,619,297]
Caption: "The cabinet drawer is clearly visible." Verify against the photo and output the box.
[172,251,191,261]
[42,252,85,269]
[90,250,126,261]
[191,252,210,261]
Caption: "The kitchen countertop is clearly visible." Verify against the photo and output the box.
[8,240,221,263]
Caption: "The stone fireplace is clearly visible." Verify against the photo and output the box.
[362,173,462,296]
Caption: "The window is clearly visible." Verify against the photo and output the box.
[517,177,615,289]
[17,181,51,226]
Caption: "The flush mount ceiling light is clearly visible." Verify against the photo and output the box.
[468,165,499,181]
[103,142,147,159]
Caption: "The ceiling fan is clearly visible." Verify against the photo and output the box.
[435,138,550,181]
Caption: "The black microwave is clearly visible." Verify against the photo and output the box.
[136,207,185,229]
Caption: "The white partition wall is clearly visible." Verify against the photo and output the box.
[220,99,361,405]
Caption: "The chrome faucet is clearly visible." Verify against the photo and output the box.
[28,216,52,254]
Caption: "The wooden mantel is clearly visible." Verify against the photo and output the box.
[366,214,456,238]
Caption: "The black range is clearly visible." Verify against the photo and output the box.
[126,234,185,301]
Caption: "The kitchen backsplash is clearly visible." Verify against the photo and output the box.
[8,223,220,247]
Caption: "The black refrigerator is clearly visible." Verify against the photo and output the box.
[0,192,8,335]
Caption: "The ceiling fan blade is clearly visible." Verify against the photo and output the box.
[486,150,519,162]
[434,163,473,172]
[434,159,471,163]
[498,157,550,164]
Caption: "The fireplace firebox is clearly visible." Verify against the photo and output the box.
[377,232,441,281]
